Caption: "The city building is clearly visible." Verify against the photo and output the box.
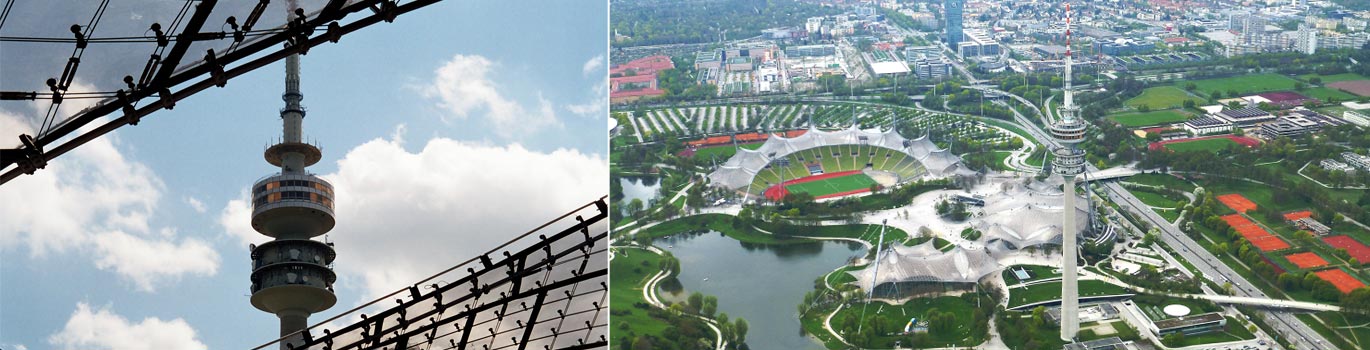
[1213,107,1276,126]
[1095,38,1154,56]
[1152,312,1227,336]
[1260,114,1321,138]
[945,0,964,50]
[959,30,1001,57]
[1183,116,1235,135]
[1229,12,1270,38]
[1293,217,1333,235]
[1342,109,1370,127]
[1296,23,1318,54]
[907,53,952,80]
[1322,159,1356,173]
[785,44,837,58]
[1344,152,1370,171]
[1320,32,1370,50]
[610,55,675,103]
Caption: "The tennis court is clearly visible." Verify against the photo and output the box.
[1217,194,1258,213]
[1221,214,1290,251]
[1323,235,1370,262]
[1285,252,1329,269]
[1314,268,1367,294]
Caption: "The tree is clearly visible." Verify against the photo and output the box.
[1311,77,1323,85]
[628,198,645,219]
[687,292,704,314]
[734,318,749,343]
[702,295,718,317]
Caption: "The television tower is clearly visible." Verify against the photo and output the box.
[247,7,338,348]
[1049,2,1087,342]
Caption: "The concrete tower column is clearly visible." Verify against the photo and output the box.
[1061,174,1079,340]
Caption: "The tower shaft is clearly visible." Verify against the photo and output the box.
[1061,174,1079,341]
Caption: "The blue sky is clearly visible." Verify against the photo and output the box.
[0,1,607,349]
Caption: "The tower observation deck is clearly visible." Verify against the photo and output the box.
[247,8,336,348]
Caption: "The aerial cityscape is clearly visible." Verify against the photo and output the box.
[609,0,1370,349]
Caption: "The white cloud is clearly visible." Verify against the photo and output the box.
[564,78,608,118]
[581,54,605,76]
[220,137,607,298]
[91,231,220,292]
[184,196,206,213]
[421,54,561,138]
[49,303,207,350]
[0,82,218,291]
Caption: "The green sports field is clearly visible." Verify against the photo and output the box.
[785,172,877,198]
[1108,109,1192,127]
[1184,73,1299,95]
[1126,86,1205,110]
[1164,138,1238,152]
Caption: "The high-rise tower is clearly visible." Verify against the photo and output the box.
[945,0,964,51]
[247,11,338,348]
[1048,2,1086,342]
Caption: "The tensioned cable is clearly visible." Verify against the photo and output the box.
[0,0,14,31]
[37,0,109,138]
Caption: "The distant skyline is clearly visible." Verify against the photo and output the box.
[0,1,607,349]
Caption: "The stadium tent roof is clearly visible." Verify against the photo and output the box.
[971,178,1090,252]
[706,125,974,190]
[848,240,998,285]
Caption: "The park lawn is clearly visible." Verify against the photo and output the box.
[1159,317,1256,347]
[608,247,677,338]
[1002,264,1062,284]
[1108,109,1192,127]
[1128,187,1185,208]
[1306,311,1370,350]
[1200,178,1313,213]
[1127,86,1206,110]
[1303,87,1358,102]
[1185,73,1300,95]
[1125,173,1196,192]
[1164,138,1239,153]
[1078,320,1142,342]
[691,142,763,159]
[1300,73,1369,83]
[833,296,988,348]
[785,172,878,197]
[1007,280,1131,308]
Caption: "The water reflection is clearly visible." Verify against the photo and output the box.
[618,176,661,214]
[654,231,865,350]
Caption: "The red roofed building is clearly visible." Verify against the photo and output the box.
[611,55,676,103]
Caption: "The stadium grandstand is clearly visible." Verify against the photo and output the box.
[706,125,976,199]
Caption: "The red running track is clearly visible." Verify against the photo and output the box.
[1148,134,1260,151]
[763,170,864,201]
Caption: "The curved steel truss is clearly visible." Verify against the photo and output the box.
[254,197,609,350]
[0,0,451,186]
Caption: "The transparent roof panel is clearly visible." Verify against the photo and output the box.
[1,0,352,134]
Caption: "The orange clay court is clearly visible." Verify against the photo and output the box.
[1217,193,1257,213]
[1285,252,1328,269]
[1282,210,1313,221]
[1221,214,1290,251]
[1314,269,1367,294]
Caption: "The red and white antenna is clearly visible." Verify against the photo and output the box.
[1065,3,1072,59]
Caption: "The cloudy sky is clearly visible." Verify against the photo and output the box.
[0,1,607,349]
